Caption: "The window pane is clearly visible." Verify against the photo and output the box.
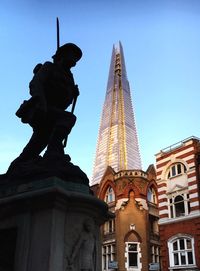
[180,239,185,250]
[129,244,137,251]
[173,241,178,251]
[186,239,192,249]
[172,166,176,176]
[129,253,137,267]
[105,186,115,203]
[188,201,191,214]
[103,255,106,269]
[170,206,174,218]
[174,195,183,203]
[175,201,185,217]
[177,164,182,174]
[174,253,179,265]
[147,188,152,201]
[188,252,194,264]
[180,252,186,265]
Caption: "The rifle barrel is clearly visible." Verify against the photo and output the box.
[56,17,60,50]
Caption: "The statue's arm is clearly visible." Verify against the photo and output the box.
[29,62,52,113]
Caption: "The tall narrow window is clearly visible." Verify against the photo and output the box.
[102,243,115,270]
[150,245,160,263]
[147,187,157,204]
[127,243,139,268]
[104,186,115,203]
[104,219,115,234]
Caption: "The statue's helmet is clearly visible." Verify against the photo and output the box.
[52,43,82,61]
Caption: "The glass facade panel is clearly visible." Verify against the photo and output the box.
[92,43,141,185]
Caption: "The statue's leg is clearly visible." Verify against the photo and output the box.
[6,126,52,173]
[44,111,76,159]
[18,127,52,161]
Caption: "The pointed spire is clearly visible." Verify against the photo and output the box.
[91,42,142,185]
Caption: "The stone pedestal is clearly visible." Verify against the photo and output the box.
[0,177,110,271]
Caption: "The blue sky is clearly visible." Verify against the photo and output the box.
[0,0,200,180]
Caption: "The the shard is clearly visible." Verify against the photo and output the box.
[91,42,142,185]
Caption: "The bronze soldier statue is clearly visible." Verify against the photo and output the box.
[14,43,82,165]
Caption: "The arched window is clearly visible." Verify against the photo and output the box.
[168,236,195,267]
[104,186,115,203]
[147,187,157,204]
[169,193,190,218]
[167,163,186,178]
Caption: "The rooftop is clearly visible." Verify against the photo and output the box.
[159,136,200,154]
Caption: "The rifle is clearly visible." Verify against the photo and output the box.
[56,18,79,147]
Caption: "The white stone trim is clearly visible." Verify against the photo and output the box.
[184,154,195,162]
[189,192,198,199]
[159,210,200,225]
[156,146,194,166]
[190,201,199,207]
[187,162,195,168]
[103,239,116,244]
[188,176,197,183]
[185,139,194,146]
[159,209,168,215]
[115,198,128,210]
[158,194,166,200]
[135,198,148,210]
[188,184,198,191]
[158,186,166,193]
[159,201,168,208]
[124,242,142,271]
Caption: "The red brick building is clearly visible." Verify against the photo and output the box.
[155,136,200,271]
[91,165,160,271]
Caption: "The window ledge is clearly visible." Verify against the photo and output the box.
[159,211,200,225]
[168,265,197,270]
[168,173,185,180]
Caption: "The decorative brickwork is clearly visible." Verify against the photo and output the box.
[155,137,200,271]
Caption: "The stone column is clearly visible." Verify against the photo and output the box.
[0,177,110,271]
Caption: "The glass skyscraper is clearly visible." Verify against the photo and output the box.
[91,42,142,185]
